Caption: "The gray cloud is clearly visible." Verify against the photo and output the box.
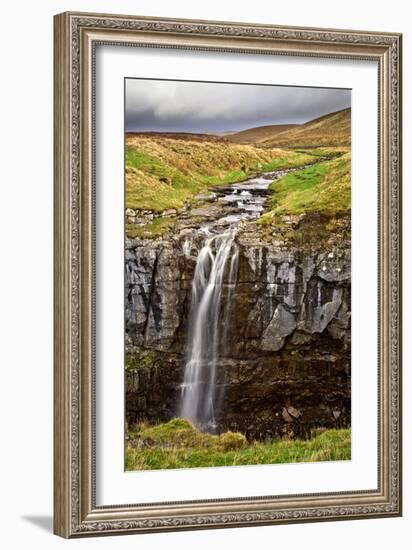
[125,78,351,133]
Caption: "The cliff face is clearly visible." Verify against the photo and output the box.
[125,216,351,440]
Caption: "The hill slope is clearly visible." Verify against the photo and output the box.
[227,124,298,145]
[261,108,351,148]
[259,151,351,221]
[228,108,351,148]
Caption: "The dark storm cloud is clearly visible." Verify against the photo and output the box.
[125,79,351,133]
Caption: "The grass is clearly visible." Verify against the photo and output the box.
[259,152,351,224]
[227,123,298,145]
[126,150,199,212]
[292,147,347,158]
[125,216,176,239]
[125,135,316,213]
[261,108,351,148]
[131,418,247,451]
[125,418,351,470]
[200,169,250,185]
[259,154,315,172]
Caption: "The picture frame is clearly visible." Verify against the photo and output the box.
[53,11,402,538]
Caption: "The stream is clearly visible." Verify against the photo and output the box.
[179,162,319,432]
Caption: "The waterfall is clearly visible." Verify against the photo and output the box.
[180,230,239,431]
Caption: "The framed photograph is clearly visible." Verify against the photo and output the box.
[53,12,402,537]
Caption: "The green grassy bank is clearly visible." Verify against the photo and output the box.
[259,152,350,224]
[125,419,351,471]
[125,135,316,212]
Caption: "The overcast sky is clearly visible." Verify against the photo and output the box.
[125,79,351,133]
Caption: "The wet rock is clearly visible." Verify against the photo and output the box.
[288,406,302,419]
[279,214,305,227]
[195,192,217,201]
[262,303,297,351]
[298,285,343,334]
[126,209,155,226]
[190,206,219,218]
[316,252,350,282]
[162,209,177,217]
[125,204,351,439]
[282,408,294,423]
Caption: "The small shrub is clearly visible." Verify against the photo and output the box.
[139,418,214,449]
[218,431,247,451]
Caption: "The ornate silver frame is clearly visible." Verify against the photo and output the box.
[53,11,402,538]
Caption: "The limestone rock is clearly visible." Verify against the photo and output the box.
[162,209,177,217]
[262,303,297,351]
[125,214,351,439]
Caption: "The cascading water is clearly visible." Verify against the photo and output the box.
[178,164,314,431]
[180,230,239,431]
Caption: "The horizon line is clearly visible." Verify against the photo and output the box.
[125,106,351,135]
